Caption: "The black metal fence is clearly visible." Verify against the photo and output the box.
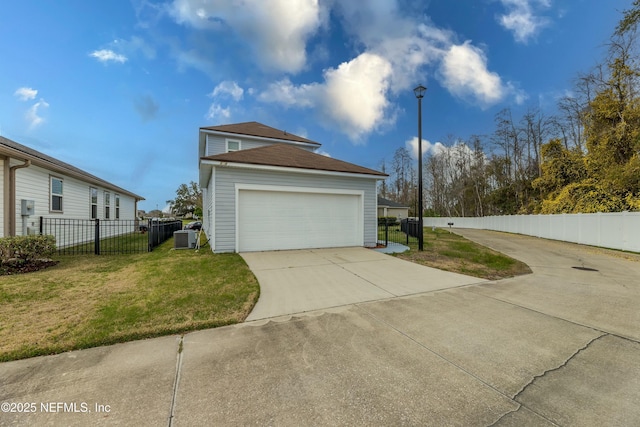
[377,218,419,248]
[39,217,183,255]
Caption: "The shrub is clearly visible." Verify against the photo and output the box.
[378,216,398,225]
[0,235,56,263]
[540,181,627,213]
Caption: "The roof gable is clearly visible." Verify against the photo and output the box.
[202,144,386,177]
[201,121,320,146]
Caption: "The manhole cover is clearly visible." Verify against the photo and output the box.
[572,266,599,272]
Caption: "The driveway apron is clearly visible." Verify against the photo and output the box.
[241,246,485,321]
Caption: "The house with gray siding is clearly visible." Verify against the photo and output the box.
[0,136,144,244]
[377,196,410,220]
[198,122,386,253]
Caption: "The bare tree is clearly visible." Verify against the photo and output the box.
[389,147,416,207]
[378,159,389,199]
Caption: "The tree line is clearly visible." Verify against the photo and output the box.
[380,2,640,216]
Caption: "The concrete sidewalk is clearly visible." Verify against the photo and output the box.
[1,231,639,426]
[241,247,484,321]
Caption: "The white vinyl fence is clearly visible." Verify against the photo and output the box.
[423,212,640,253]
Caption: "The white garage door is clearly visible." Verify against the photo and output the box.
[237,189,363,252]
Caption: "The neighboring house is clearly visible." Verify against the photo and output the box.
[0,136,144,243]
[377,196,409,220]
[198,121,387,253]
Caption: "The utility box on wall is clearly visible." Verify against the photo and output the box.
[21,199,35,216]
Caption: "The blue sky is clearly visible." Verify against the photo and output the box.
[0,0,633,212]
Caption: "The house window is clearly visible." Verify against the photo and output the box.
[104,192,111,219]
[90,187,98,219]
[50,176,63,212]
[226,139,240,152]
[115,194,120,219]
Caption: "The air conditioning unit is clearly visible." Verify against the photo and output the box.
[174,230,196,249]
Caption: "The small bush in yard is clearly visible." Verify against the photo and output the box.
[378,216,398,225]
[0,235,56,263]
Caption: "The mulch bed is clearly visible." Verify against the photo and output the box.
[0,259,59,276]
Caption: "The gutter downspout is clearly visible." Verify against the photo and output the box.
[9,159,31,236]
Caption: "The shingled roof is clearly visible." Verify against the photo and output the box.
[201,121,320,146]
[0,135,144,200]
[202,144,386,177]
[377,196,409,208]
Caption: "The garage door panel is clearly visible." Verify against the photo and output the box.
[238,190,362,252]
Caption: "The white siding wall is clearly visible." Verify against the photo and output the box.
[213,166,378,253]
[11,162,138,245]
[423,212,640,253]
[205,134,316,156]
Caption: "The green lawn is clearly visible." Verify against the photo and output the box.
[394,227,531,280]
[61,231,149,254]
[0,236,259,362]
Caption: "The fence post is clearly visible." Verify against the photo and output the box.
[385,219,389,246]
[94,219,100,255]
[147,219,152,252]
[39,216,43,235]
[406,220,409,245]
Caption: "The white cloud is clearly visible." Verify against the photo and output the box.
[14,87,38,101]
[333,2,447,94]
[406,137,446,159]
[257,2,517,139]
[497,0,551,43]
[510,83,529,105]
[14,87,49,128]
[26,99,49,129]
[206,103,231,121]
[321,53,393,140]
[205,81,246,123]
[210,81,244,101]
[90,36,155,67]
[259,78,318,108]
[169,0,325,73]
[172,0,522,140]
[439,42,508,108]
[331,1,523,110]
[90,49,128,64]
[260,53,393,141]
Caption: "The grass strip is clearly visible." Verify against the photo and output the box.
[0,237,259,362]
[394,227,532,280]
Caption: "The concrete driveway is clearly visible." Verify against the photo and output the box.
[241,246,485,321]
[1,230,639,426]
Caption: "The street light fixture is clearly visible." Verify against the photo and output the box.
[413,84,426,251]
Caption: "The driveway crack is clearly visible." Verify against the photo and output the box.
[487,405,520,426]
[168,335,185,427]
[512,333,608,401]
[486,404,561,427]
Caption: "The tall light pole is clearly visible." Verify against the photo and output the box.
[413,84,426,251]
